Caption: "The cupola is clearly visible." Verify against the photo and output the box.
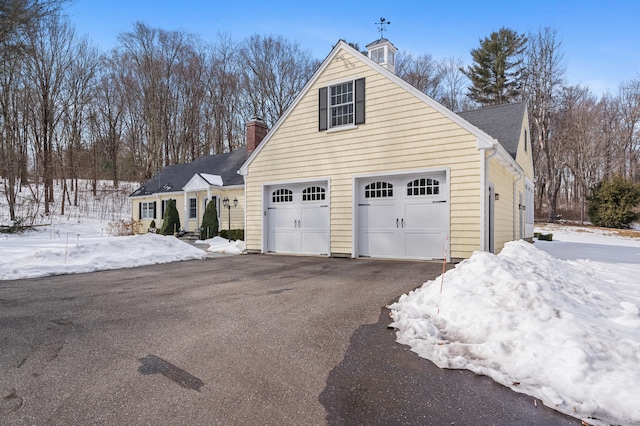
[366,38,397,74]
[366,18,397,74]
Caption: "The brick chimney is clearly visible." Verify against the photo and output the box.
[246,117,268,156]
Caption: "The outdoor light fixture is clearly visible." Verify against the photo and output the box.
[222,196,238,242]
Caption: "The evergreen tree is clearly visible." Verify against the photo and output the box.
[160,199,181,235]
[462,27,527,106]
[200,199,219,240]
[587,176,640,229]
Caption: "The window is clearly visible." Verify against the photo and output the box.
[407,178,440,196]
[140,201,156,219]
[364,182,393,198]
[370,47,384,63]
[319,78,365,130]
[330,81,354,127]
[161,199,171,219]
[302,186,326,201]
[272,188,293,203]
[189,198,197,219]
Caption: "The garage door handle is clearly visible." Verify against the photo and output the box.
[401,218,405,228]
[396,218,399,228]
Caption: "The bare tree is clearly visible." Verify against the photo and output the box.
[558,86,601,222]
[24,16,75,215]
[522,26,566,220]
[239,34,316,128]
[60,36,98,212]
[1,0,69,220]
[396,50,444,99]
[204,33,243,154]
[438,57,473,112]
[617,77,640,180]
[0,0,69,56]
[91,52,126,187]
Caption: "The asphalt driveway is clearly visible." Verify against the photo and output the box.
[0,255,578,425]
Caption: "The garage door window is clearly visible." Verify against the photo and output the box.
[302,186,325,201]
[364,182,393,198]
[407,178,439,196]
[272,188,293,203]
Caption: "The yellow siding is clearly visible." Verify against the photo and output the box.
[488,158,515,253]
[245,47,483,259]
[513,111,534,240]
[515,113,534,180]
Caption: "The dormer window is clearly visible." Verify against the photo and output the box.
[319,77,365,131]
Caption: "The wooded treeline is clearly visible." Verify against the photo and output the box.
[1,2,639,223]
[1,3,318,220]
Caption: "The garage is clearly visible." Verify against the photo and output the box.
[265,181,330,255]
[356,171,449,260]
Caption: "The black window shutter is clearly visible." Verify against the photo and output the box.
[139,203,142,220]
[319,87,328,131]
[152,201,157,219]
[355,78,365,125]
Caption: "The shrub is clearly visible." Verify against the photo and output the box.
[107,219,142,236]
[200,200,219,240]
[219,229,244,241]
[0,216,30,234]
[160,199,181,235]
[587,176,640,229]
[537,233,553,241]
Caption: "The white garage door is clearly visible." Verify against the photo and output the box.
[357,172,448,260]
[266,182,329,255]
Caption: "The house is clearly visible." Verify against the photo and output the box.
[238,39,534,261]
[129,118,267,235]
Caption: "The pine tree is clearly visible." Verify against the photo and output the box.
[160,199,181,235]
[587,176,640,229]
[200,199,219,240]
[462,27,527,106]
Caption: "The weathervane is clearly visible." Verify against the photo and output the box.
[375,17,391,38]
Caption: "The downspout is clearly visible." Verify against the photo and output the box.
[480,145,498,252]
[183,189,189,232]
[513,169,524,240]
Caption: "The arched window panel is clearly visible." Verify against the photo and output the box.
[407,178,440,196]
[302,186,325,201]
[272,188,293,203]
[365,182,393,198]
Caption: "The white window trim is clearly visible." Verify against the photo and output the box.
[140,201,155,220]
[323,76,361,132]
[189,197,197,219]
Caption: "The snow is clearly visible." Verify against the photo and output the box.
[197,236,246,255]
[0,220,247,280]
[390,224,640,426]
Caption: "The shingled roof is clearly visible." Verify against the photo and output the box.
[130,146,247,197]
[458,102,526,159]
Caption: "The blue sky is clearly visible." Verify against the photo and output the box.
[65,0,640,96]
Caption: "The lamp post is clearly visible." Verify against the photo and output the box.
[222,196,237,242]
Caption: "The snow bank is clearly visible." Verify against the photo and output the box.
[1,227,206,280]
[390,240,640,426]
[197,236,246,255]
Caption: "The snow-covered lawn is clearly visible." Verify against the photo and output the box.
[390,224,640,426]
